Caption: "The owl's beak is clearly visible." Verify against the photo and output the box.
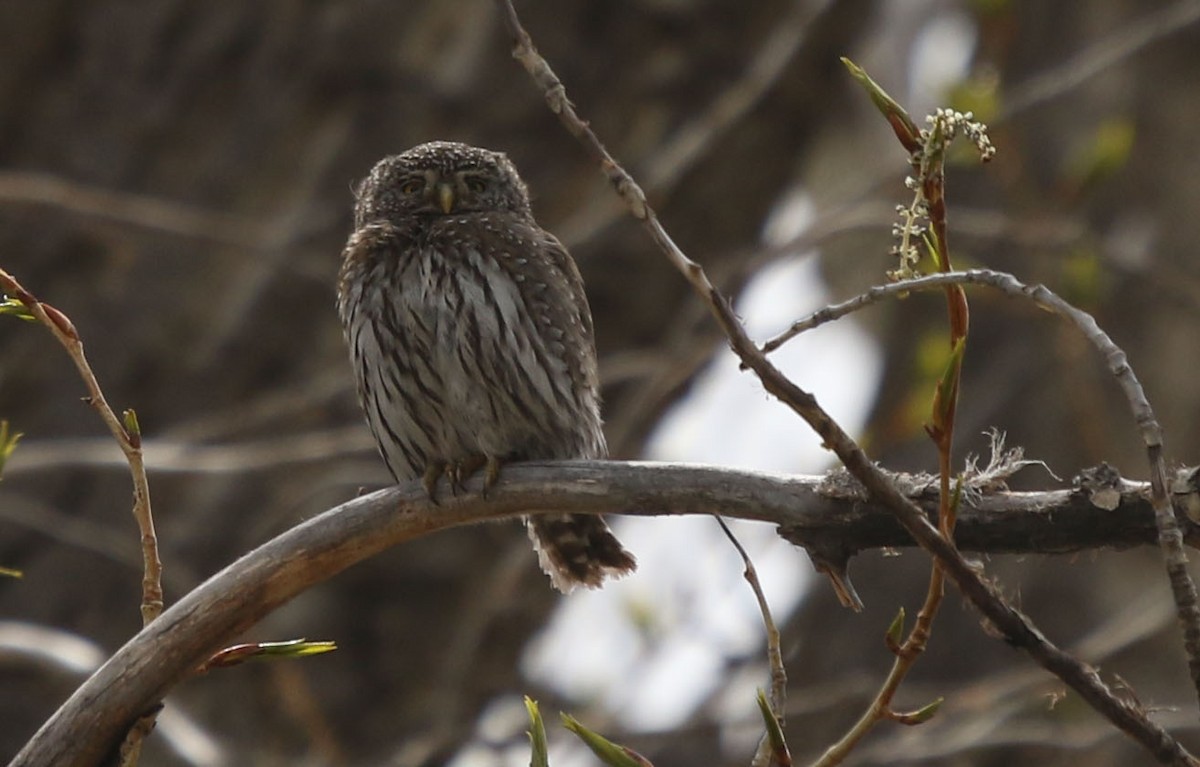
[437,182,455,214]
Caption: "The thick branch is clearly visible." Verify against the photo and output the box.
[14,460,1199,766]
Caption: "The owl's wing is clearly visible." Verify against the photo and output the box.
[515,223,601,397]
[537,231,596,344]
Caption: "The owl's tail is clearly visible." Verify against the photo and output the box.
[526,514,637,592]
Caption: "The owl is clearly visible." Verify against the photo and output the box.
[337,141,636,591]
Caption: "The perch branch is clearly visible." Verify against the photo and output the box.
[14,461,1199,766]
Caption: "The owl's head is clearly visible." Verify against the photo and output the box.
[354,141,532,227]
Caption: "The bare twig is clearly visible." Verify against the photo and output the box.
[558,0,829,246]
[814,486,958,766]
[761,267,1200,708]
[0,269,162,625]
[2,267,166,766]
[716,518,787,767]
[640,0,826,193]
[6,427,373,476]
[1000,0,1200,121]
[490,5,1198,763]
[2,269,168,767]
[0,171,269,246]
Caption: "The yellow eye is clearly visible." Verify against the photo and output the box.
[464,177,487,194]
[400,179,424,195]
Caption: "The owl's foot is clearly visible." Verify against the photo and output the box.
[423,455,505,499]
[421,461,447,504]
[446,454,487,494]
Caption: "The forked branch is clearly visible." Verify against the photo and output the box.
[491,2,1198,763]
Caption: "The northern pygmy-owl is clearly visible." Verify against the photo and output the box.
[337,141,636,591]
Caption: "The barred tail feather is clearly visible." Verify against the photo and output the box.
[526,514,637,592]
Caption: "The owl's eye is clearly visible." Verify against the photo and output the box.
[399,178,424,195]
[464,177,488,194]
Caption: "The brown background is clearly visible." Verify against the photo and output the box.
[2,1,1200,765]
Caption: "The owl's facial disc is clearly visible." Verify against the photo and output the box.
[417,170,483,214]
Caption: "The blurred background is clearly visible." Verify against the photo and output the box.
[3,1,1200,765]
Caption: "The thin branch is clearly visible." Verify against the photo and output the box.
[856,594,1182,764]
[716,518,787,767]
[558,0,828,246]
[641,0,824,193]
[829,74,983,762]
[0,269,162,625]
[13,460,1199,767]
[0,171,269,247]
[6,427,373,476]
[2,277,167,767]
[490,5,1198,764]
[1000,0,1200,121]
[2,268,166,766]
[761,267,1200,707]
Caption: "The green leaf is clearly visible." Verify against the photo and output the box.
[756,689,793,766]
[0,419,21,480]
[525,697,549,767]
[841,57,921,152]
[0,295,36,322]
[122,408,141,436]
[267,639,336,657]
[204,638,337,670]
[923,232,942,273]
[892,697,944,725]
[561,713,654,767]
[930,335,967,436]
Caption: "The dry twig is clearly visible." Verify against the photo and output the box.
[0,269,162,624]
[1,267,165,766]
[763,267,1200,708]
[716,517,788,767]
[490,3,1197,763]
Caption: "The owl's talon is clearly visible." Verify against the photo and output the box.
[439,455,489,495]
[422,462,445,504]
[458,455,489,494]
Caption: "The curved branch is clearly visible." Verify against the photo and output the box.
[13,460,1198,766]
[491,3,1197,762]
[762,268,1200,707]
